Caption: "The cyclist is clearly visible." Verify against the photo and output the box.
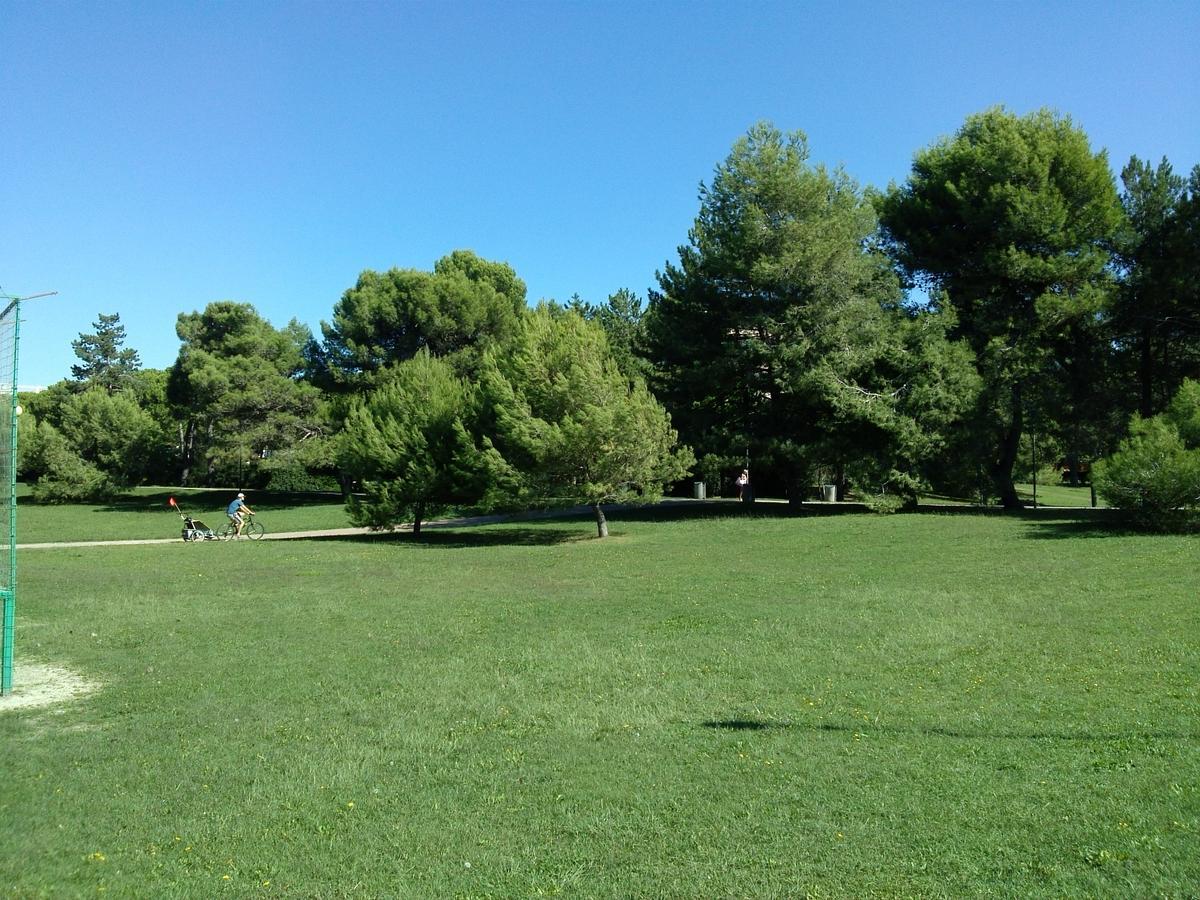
[226,492,255,537]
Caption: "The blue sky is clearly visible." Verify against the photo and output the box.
[3,0,1198,388]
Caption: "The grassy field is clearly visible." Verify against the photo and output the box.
[1014,481,1102,509]
[2,506,1197,896]
[10,481,1104,546]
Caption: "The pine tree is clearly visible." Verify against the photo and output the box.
[71,312,141,392]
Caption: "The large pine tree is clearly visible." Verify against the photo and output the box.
[879,107,1124,507]
[646,122,971,505]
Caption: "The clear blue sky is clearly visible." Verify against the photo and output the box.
[3,0,1198,388]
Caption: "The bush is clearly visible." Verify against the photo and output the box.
[263,464,340,493]
[31,453,117,504]
[1165,378,1200,448]
[22,419,118,503]
[1093,416,1200,532]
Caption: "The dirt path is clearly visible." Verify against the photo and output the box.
[0,662,100,712]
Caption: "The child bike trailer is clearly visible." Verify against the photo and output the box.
[169,497,218,541]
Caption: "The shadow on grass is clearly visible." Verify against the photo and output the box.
[310,526,590,549]
[702,717,1196,742]
[94,489,344,514]
[617,501,847,523]
[703,719,788,731]
[1020,517,1144,540]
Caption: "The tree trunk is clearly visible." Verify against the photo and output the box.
[1139,329,1154,418]
[993,385,1025,510]
[412,501,424,537]
[594,504,608,538]
[786,467,804,511]
[179,420,196,486]
[835,462,846,502]
[204,421,215,481]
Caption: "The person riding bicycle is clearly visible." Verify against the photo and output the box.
[226,492,255,537]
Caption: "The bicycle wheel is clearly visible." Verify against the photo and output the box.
[244,521,265,541]
[218,522,237,541]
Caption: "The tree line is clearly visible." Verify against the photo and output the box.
[19,106,1200,531]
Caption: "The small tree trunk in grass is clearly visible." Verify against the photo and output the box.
[787,472,804,511]
[994,385,1025,510]
[180,421,196,486]
[205,421,215,480]
[594,504,609,538]
[412,501,424,537]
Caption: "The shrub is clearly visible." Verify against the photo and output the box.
[21,419,117,503]
[263,464,340,493]
[1093,416,1200,532]
[1164,378,1200,449]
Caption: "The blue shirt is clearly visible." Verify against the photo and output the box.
[226,498,246,516]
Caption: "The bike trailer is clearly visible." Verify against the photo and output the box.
[181,516,217,542]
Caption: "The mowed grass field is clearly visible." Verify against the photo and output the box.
[2,507,1197,896]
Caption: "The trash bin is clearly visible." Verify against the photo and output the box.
[693,481,706,500]
[821,484,836,502]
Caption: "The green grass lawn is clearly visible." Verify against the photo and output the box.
[2,508,1197,896]
[15,486,353,543]
[1014,481,1103,508]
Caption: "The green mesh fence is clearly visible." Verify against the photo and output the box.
[0,296,21,695]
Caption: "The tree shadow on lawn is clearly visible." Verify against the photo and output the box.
[1019,517,1147,541]
[702,719,788,731]
[69,488,345,515]
[702,718,1196,741]
[907,504,1138,540]
[310,526,590,549]
[617,501,830,524]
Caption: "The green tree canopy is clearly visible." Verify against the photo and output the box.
[70,312,141,393]
[58,387,164,485]
[1111,156,1200,418]
[338,350,511,535]
[482,304,693,536]
[20,419,113,503]
[878,106,1123,507]
[316,250,527,390]
[168,302,324,485]
[580,288,651,383]
[646,121,969,504]
[17,388,163,501]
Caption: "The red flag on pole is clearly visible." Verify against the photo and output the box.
[168,497,176,507]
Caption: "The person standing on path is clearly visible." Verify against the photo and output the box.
[735,469,750,501]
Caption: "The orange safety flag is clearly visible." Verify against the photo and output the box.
[168,497,177,507]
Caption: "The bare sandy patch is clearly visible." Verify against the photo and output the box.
[0,663,100,712]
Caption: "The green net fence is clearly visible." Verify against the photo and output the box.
[0,297,19,695]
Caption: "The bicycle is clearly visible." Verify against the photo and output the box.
[219,512,265,541]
